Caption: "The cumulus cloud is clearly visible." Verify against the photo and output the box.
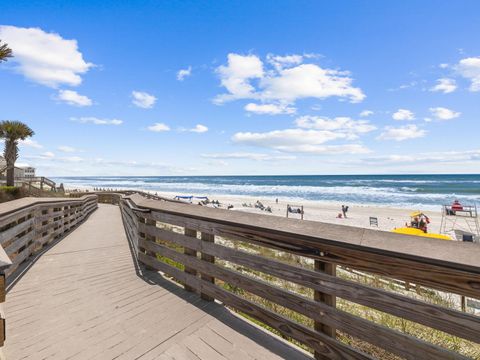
[430,78,457,94]
[56,89,92,107]
[456,56,480,91]
[244,103,296,115]
[232,128,370,154]
[70,117,123,125]
[392,109,415,121]
[214,53,264,103]
[189,124,208,133]
[177,66,192,81]
[131,91,157,109]
[429,107,461,121]
[214,53,365,108]
[147,123,170,132]
[179,124,208,133]
[0,25,93,87]
[359,110,374,117]
[201,152,295,161]
[294,116,376,137]
[377,125,426,141]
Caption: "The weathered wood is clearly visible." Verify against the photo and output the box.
[314,260,336,360]
[200,232,215,301]
[138,221,480,343]
[138,252,373,360]
[134,196,480,298]
[184,228,198,292]
[6,204,305,360]
[139,238,467,360]
[0,274,5,303]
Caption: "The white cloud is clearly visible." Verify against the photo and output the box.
[177,66,192,81]
[214,53,365,106]
[244,103,296,115]
[260,64,365,103]
[430,78,457,94]
[179,124,208,133]
[58,146,77,153]
[232,128,370,154]
[392,109,415,121]
[56,89,92,107]
[0,25,92,87]
[23,151,54,160]
[60,156,83,162]
[131,91,157,109]
[189,124,208,133]
[429,107,461,121]
[294,116,376,136]
[42,151,55,158]
[359,110,374,117]
[19,138,43,148]
[456,56,480,91]
[147,123,170,132]
[70,117,123,125]
[363,149,480,165]
[266,54,304,70]
[214,53,264,104]
[377,125,426,141]
[201,152,295,161]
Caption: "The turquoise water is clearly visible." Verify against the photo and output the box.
[53,174,480,209]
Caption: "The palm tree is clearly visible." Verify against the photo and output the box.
[0,40,13,62]
[0,121,34,186]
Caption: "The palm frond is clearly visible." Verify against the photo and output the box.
[0,40,13,62]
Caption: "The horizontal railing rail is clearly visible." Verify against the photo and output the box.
[0,194,98,278]
[0,194,98,355]
[119,193,480,360]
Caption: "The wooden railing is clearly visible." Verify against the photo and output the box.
[0,194,97,355]
[119,193,480,360]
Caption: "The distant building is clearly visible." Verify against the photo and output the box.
[21,167,36,178]
[0,156,36,178]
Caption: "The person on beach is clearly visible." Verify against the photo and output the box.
[342,205,349,218]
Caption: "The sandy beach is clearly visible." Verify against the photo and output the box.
[156,191,445,233]
[67,186,447,234]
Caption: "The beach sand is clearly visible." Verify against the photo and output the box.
[117,189,446,234]
[65,186,452,234]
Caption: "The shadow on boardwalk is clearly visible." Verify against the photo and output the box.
[5,204,310,359]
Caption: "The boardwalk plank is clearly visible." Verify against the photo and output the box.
[5,204,310,360]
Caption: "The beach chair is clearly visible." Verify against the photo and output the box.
[369,217,378,227]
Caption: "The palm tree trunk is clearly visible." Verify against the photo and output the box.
[4,140,18,187]
[6,166,14,186]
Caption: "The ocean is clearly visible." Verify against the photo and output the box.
[52,174,480,210]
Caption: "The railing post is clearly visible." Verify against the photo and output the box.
[314,259,336,360]
[200,232,215,301]
[138,216,155,270]
[184,228,197,292]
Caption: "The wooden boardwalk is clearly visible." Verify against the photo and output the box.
[5,204,309,360]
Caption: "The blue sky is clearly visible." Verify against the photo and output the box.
[1,0,480,176]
